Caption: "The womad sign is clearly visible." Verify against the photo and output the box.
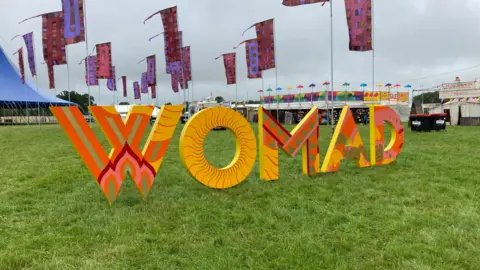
[50,105,404,204]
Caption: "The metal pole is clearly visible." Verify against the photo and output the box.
[235,52,238,111]
[83,0,92,127]
[35,75,41,127]
[372,0,375,107]
[330,0,334,132]
[274,18,279,122]
[66,46,71,102]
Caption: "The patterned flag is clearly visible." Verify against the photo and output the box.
[181,46,192,81]
[167,62,181,93]
[282,0,328,6]
[121,76,127,97]
[42,11,66,89]
[146,55,156,86]
[61,0,85,45]
[95,42,113,79]
[165,31,183,73]
[22,32,36,77]
[85,55,98,86]
[18,48,25,84]
[160,7,181,63]
[151,85,157,99]
[345,0,372,51]
[133,81,140,99]
[47,63,55,89]
[217,53,236,85]
[141,72,149,93]
[245,39,262,79]
[107,66,117,91]
[255,19,275,71]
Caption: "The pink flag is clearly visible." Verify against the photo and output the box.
[345,0,372,51]
[216,53,236,85]
[18,48,25,84]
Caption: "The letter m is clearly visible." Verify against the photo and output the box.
[258,107,320,181]
[50,105,183,204]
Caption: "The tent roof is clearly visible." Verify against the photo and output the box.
[0,45,74,107]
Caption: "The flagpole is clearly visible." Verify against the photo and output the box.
[330,0,334,132]
[235,52,239,111]
[273,18,279,122]
[29,34,41,127]
[66,46,71,102]
[83,0,92,126]
[372,0,375,106]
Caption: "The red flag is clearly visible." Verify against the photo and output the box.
[151,85,157,99]
[122,76,127,97]
[181,46,192,81]
[95,42,113,79]
[18,48,25,84]
[47,63,55,89]
[42,12,66,65]
[345,0,372,51]
[216,53,236,85]
[61,0,85,45]
[171,73,180,93]
[146,55,156,86]
[161,7,181,63]
[282,0,328,6]
[255,19,275,71]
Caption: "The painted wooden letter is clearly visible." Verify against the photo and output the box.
[179,107,257,189]
[258,106,320,181]
[369,105,404,165]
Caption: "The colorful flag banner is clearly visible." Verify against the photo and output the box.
[161,7,181,63]
[151,85,157,99]
[22,32,36,77]
[47,63,55,89]
[245,39,262,79]
[217,53,236,85]
[42,12,66,65]
[122,76,127,97]
[141,72,149,93]
[18,48,25,84]
[107,66,117,91]
[133,81,140,99]
[95,42,113,79]
[181,46,192,81]
[167,61,182,93]
[345,0,372,51]
[255,19,275,71]
[61,0,85,45]
[165,31,183,72]
[282,0,328,6]
[85,55,98,86]
[146,55,156,86]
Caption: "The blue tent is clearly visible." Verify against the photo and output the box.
[0,45,74,108]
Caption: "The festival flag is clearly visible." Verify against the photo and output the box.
[282,0,328,6]
[42,12,67,65]
[167,61,182,93]
[17,48,25,84]
[146,55,156,86]
[61,0,85,45]
[216,53,236,85]
[47,64,55,89]
[165,31,183,73]
[85,55,98,86]
[182,46,192,81]
[345,0,372,51]
[22,32,36,77]
[159,7,181,63]
[95,42,113,79]
[243,19,275,71]
[171,74,180,93]
[234,39,262,79]
[133,81,140,99]
[141,72,149,93]
[151,85,157,99]
[121,76,127,97]
[107,66,117,91]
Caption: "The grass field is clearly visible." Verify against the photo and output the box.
[0,122,479,269]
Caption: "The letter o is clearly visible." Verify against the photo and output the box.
[179,107,257,189]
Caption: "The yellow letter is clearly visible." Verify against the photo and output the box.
[321,106,370,172]
[369,105,405,165]
[179,107,257,189]
[258,106,320,181]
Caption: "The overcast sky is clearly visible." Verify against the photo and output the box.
[1,0,480,105]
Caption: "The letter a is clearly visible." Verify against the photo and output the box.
[258,106,320,181]
[321,106,370,173]
[369,105,404,165]
[51,105,183,204]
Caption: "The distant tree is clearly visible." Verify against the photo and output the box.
[57,90,95,114]
[119,101,130,105]
[413,91,440,104]
[215,96,224,103]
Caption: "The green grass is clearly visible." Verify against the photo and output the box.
[0,122,479,269]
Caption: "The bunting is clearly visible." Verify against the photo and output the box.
[141,72,149,93]
[245,39,262,79]
[181,46,192,81]
[107,66,117,91]
[217,53,236,85]
[345,0,372,51]
[146,55,156,86]
[22,32,36,77]
[282,0,328,6]
[85,56,98,86]
[121,76,127,97]
[133,81,140,99]
[95,42,113,79]
[18,48,25,84]
[61,0,85,45]
[151,85,157,99]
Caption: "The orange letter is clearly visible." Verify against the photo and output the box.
[50,105,183,204]
[369,105,404,165]
[179,107,257,189]
[321,106,370,173]
[258,106,320,181]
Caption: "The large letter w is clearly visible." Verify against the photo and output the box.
[51,105,183,204]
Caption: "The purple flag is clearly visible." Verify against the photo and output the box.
[62,0,86,45]
[107,66,117,91]
[133,81,140,99]
[22,32,36,77]
[85,56,98,86]
[141,72,148,93]
[146,55,156,86]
